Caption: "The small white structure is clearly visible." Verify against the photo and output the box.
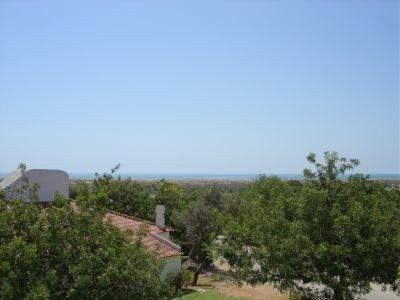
[0,169,69,203]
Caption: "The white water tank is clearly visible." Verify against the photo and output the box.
[0,169,69,203]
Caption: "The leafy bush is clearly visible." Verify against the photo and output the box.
[70,167,156,221]
[216,152,400,299]
[180,270,194,290]
[0,196,169,299]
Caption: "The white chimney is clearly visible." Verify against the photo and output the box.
[155,205,165,230]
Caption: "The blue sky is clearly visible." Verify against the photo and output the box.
[0,0,398,174]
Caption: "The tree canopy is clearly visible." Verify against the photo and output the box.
[0,196,172,299]
[216,152,400,299]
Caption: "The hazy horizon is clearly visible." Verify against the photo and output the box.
[1,0,399,174]
[1,171,399,182]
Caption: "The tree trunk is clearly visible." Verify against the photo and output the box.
[192,262,203,285]
[188,242,201,261]
[333,287,344,300]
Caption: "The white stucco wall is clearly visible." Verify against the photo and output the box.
[0,169,69,203]
[160,256,181,280]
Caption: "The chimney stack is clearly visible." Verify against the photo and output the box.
[155,205,165,230]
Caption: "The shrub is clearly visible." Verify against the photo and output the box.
[0,197,166,299]
[180,269,194,290]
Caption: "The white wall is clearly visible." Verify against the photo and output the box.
[160,256,181,280]
[0,169,69,202]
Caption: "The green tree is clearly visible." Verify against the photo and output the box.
[203,185,224,209]
[173,197,214,285]
[71,165,156,220]
[1,163,40,202]
[172,186,238,284]
[217,152,400,299]
[153,180,188,225]
[0,196,171,299]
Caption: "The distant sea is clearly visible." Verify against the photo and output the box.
[1,172,399,181]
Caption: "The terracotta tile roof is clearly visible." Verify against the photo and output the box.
[104,211,180,259]
[141,232,182,259]
[69,201,181,259]
[104,211,173,234]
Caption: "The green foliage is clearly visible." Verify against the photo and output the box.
[71,166,192,227]
[180,269,195,290]
[178,290,244,300]
[71,165,156,221]
[69,180,89,200]
[172,191,217,284]
[203,185,224,209]
[153,179,188,225]
[161,273,182,299]
[0,196,169,299]
[216,152,400,299]
[70,166,230,288]
[2,163,40,202]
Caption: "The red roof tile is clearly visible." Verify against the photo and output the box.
[104,211,172,234]
[69,201,180,259]
[141,232,182,259]
[104,211,181,259]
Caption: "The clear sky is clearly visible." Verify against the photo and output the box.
[0,0,399,174]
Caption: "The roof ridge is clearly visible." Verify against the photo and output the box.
[108,210,153,224]
[148,232,181,252]
[68,200,152,225]
[107,210,173,232]
[68,200,180,258]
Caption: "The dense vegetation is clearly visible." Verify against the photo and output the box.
[71,152,400,299]
[215,152,400,299]
[0,195,174,299]
[70,169,222,285]
[2,151,399,299]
